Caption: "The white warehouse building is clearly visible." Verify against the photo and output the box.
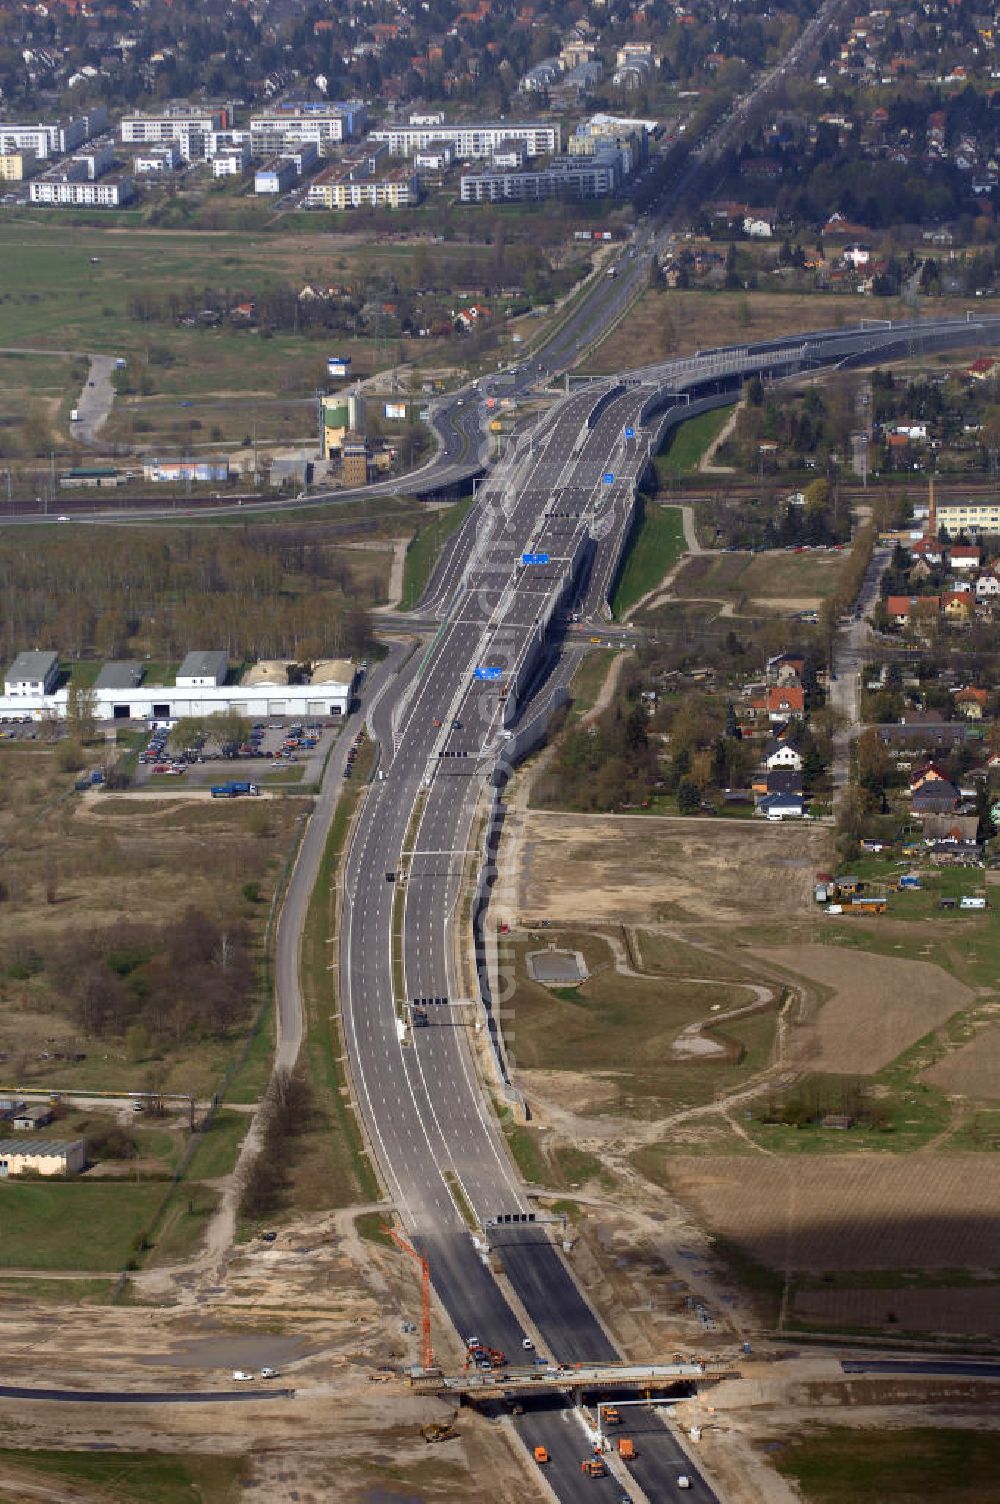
[0,1137,86,1177]
[0,650,355,722]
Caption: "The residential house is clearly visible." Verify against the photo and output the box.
[743,211,775,238]
[875,723,970,755]
[910,762,952,792]
[767,653,805,684]
[886,593,939,623]
[950,546,981,570]
[954,686,989,720]
[756,792,804,819]
[766,685,805,722]
[763,738,804,771]
[922,815,980,843]
[975,573,1000,600]
[912,779,961,815]
[902,708,944,726]
[942,591,974,621]
[766,769,804,797]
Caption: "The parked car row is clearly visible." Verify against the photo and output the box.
[343,729,365,779]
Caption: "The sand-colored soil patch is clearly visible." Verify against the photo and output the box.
[518,814,828,925]
[667,1154,1000,1270]
[756,944,973,1074]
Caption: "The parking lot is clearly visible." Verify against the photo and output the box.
[131,718,340,791]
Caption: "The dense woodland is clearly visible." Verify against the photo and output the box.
[0,525,376,664]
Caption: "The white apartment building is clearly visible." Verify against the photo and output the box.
[460,150,621,202]
[248,102,364,155]
[135,142,181,174]
[205,128,251,158]
[30,173,134,206]
[0,107,107,160]
[120,107,231,146]
[370,120,560,160]
[212,147,249,177]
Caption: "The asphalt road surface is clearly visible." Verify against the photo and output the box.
[337,313,1000,1504]
[0,1384,295,1403]
[842,1359,1000,1379]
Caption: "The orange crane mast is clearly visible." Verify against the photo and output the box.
[384,1224,435,1371]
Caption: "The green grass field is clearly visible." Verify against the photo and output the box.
[772,1427,1000,1503]
[400,497,474,609]
[656,405,734,476]
[182,1109,250,1182]
[611,503,686,617]
[0,1448,242,1504]
[507,928,773,1119]
[567,649,621,720]
[0,1182,166,1270]
[0,1276,116,1303]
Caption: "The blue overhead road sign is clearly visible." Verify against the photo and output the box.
[521,552,550,566]
[624,426,635,440]
[602,472,615,485]
[474,666,503,681]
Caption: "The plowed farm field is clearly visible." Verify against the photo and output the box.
[754,944,974,1074]
[667,1155,1000,1270]
[924,1022,1000,1100]
[792,1285,1000,1337]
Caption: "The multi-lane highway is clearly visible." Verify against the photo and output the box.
[337,309,1000,1503]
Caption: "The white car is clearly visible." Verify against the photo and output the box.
[259,1367,279,1379]
[522,1338,534,1350]
[232,1370,254,1382]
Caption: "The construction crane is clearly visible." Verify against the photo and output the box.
[384,1223,435,1371]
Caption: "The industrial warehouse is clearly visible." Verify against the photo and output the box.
[1,650,355,722]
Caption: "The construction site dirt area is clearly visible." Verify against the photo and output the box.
[754,943,976,1075]
[0,1211,542,1504]
[515,812,829,926]
[665,1154,1000,1272]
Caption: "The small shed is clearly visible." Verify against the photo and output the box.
[12,1103,53,1130]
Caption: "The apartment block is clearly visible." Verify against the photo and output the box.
[370,119,560,160]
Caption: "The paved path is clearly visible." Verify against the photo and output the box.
[200,645,412,1275]
[73,355,118,443]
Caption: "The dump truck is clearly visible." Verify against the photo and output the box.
[604,1406,621,1426]
[581,1459,607,1478]
[618,1438,636,1460]
[534,1446,549,1464]
[210,781,260,798]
